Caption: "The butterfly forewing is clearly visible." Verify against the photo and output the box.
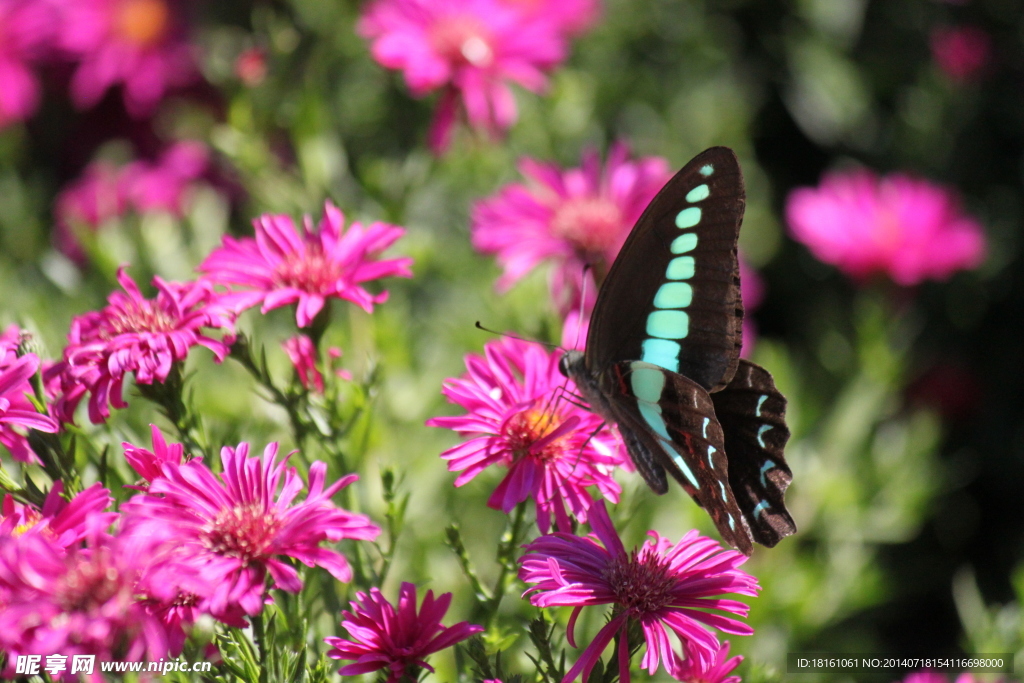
[585,147,745,394]
[710,360,795,547]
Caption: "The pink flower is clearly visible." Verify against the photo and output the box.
[121,140,208,214]
[0,0,55,128]
[428,337,624,533]
[786,169,986,285]
[0,530,176,678]
[1,354,59,436]
[283,335,325,392]
[931,26,991,83]
[325,581,484,682]
[358,0,567,152]
[59,0,197,116]
[519,501,759,683]
[472,144,671,314]
[122,441,380,619]
[198,201,413,328]
[673,640,743,683]
[123,423,189,487]
[0,481,115,547]
[57,268,236,424]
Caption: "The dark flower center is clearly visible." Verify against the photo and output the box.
[604,547,675,616]
[550,197,624,258]
[116,0,170,47]
[105,300,177,336]
[429,15,495,68]
[273,246,344,293]
[501,407,568,462]
[203,503,281,565]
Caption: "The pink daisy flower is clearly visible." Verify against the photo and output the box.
[519,501,759,683]
[0,328,61,462]
[198,201,413,328]
[56,268,236,424]
[122,441,380,619]
[0,0,55,128]
[472,144,671,315]
[786,169,987,285]
[427,336,624,533]
[122,423,189,487]
[324,581,484,682]
[931,26,991,83]
[673,640,743,683]
[0,530,176,678]
[358,0,566,152]
[58,0,197,117]
[0,481,115,549]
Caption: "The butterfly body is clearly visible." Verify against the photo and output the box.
[560,147,795,555]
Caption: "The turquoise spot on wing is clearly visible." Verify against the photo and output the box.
[670,232,698,254]
[666,256,695,280]
[686,183,710,203]
[638,402,671,442]
[728,515,736,530]
[753,500,770,518]
[756,394,768,417]
[669,450,700,489]
[640,339,680,372]
[646,310,689,339]
[718,481,728,502]
[706,444,715,467]
[675,207,701,229]
[702,417,709,439]
[759,460,775,487]
[653,282,693,309]
[757,424,772,448]
[700,164,714,177]
[629,365,665,403]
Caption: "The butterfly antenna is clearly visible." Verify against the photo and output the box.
[571,265,592,351]
[474,321,560,349]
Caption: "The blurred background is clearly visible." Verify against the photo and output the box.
[2,0,1024,681]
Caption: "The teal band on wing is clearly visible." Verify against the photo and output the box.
[670,450,700,489]
[640,339,680,372]
[686,183,710,202]
[675,207,701,229]
[756,394,768,417]
[666,256,695,280]
[706,444,715,467]
[629,364,665,403]
[637,402,671,441]
[700,164,714,177]
[653,282,693,309]
[759,460,775,487]
[718,481,728,502]
[756,424,772,448]
[646,310,690,339]
[670,232,698,254]
[753,500,770,518]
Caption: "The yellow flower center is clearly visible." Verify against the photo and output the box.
[115,0,170,47]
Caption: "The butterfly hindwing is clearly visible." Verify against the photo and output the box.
[710,359,796,547]
[603,361,754,555]
[585,147,745,393]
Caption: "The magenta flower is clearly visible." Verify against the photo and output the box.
[358,0,566,152]
[57,268,236,424]
[123,424,189,487]
[498,0,598,37]
[673,640,743,683]
[931,26,991,83]
[0,481,115,547]
[0,530,176,678]
[472,144,671,314]
[122,441,380,619]
[53,161,128,262]
[283,335,325,392]
[325,581,484,682]
[121,140,209,215]
[786,169,987,285]
[58,0,197,116]
[0,0,55,128]
[519,501,759,683]
[1,354,59,436]
[199,201,413,328]
[427,337,624,532]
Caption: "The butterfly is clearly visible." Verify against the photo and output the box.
[559,146,796,555]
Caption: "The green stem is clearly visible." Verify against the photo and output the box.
[252,611,269,683]
[137,364,208,460]
[483,502,528,627]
